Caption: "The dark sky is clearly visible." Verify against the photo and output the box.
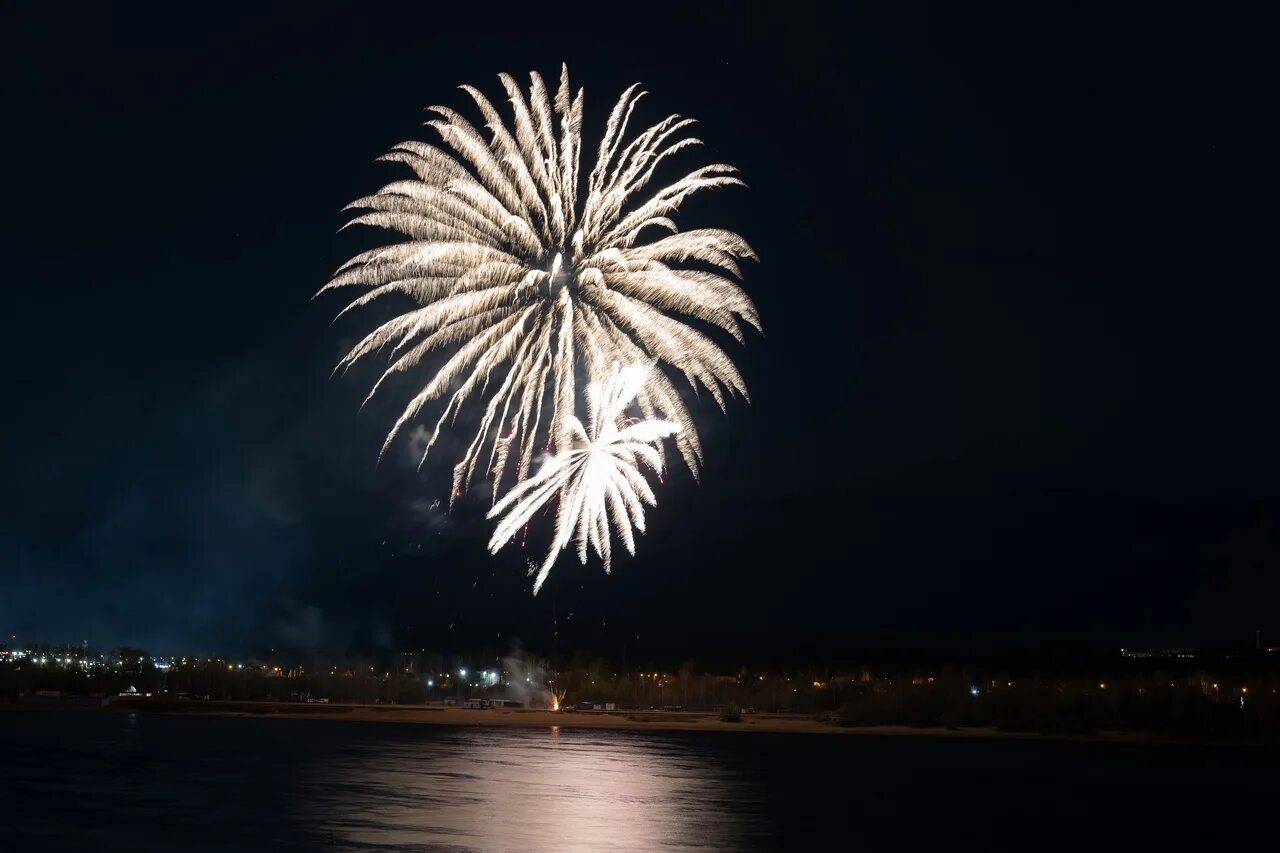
[3,3,1273,660]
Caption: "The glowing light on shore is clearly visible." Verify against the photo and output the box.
[487,363,679,594]
[321,65,756,500]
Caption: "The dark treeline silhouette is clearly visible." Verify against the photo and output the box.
[5,641,1280,740]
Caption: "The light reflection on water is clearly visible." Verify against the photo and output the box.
[293,725,764,851]
[9,712,1278,851]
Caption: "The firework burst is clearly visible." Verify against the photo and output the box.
[487,363,679,594]
[321,65,757,501]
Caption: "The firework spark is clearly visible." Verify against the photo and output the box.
[321,65,756,501]
[487,363,679,594]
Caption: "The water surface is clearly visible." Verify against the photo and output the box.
[2,712,1277,850]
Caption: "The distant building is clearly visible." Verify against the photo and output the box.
[1120,648,1195,659]
[20,693,110,709]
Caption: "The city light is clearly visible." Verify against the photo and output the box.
[6,637,1278,738]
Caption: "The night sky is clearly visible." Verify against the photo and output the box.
[4,3,1272,660]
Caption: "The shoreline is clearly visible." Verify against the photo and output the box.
[1,698,1214,744]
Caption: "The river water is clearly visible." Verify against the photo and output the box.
[2,712,1277,850]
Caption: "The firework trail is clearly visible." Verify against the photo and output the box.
[487,363,679,594]
[320,65,756,502]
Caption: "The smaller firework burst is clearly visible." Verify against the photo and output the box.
[488,362,679,594]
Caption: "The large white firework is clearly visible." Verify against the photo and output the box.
[487,363,679,594]
[320,65,757,501]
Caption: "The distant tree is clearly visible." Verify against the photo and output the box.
[115,647,151,674]
[678,659,697,707]
[393,674,427,704]
[615,676,635,706]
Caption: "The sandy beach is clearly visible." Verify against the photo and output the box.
[77,698,1166,742]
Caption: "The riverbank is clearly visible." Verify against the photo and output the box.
[1,697,1185,743]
